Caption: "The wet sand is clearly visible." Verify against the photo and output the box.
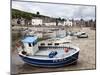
[11,27,96,74]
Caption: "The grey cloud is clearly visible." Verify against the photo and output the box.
[12,1,95,20]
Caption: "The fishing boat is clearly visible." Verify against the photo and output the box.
[16,35,80,67]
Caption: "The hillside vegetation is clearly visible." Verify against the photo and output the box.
[12,9,66,22]
[12,9,50,20]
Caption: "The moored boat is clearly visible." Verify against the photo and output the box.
[16,35,80,67]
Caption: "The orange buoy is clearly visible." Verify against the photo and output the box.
[64,48,69,52]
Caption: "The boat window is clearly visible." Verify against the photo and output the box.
[81,33,86,35]
[63,42,67,44]
[33,42,34,46]
[55,43,59,45]
[35,40,37,44]
[40,43,45,46]
[22,44,24,49]
[29,43,31,47]
[48,43,52,45]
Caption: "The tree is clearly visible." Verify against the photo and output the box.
[89,19,93,22]
[55,18,58,26]
[94,19,96,28]
[71,18,74,22]
[89,19,93,27]
[36,11,40,15]
[80,18,85,27]
[62,18,65,21]
[12,9,33,20]
[58,17,61,21]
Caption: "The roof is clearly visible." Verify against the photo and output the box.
[22,36,37,43]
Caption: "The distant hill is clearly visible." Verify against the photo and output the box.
[11,9,66,24]
[12,9,50,20]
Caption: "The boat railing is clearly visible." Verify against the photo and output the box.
[38,45,71,49]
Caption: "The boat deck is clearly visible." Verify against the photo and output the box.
[33,47,76,59]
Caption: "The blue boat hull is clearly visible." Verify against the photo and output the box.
[19,52,79,67]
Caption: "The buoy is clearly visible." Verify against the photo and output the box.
[64,48,69,52]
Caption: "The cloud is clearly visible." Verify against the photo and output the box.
[12,1,96,20]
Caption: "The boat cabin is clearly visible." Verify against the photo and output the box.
[21,36,38,55]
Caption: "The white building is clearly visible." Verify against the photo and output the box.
[21,19,25,25]
[11,19,18,25]
[44,22,56,26]
[12,18,25,25]
[57,20,73,26]
[64,20,72,26]
[58,22,64,26]
[31,19,43,26]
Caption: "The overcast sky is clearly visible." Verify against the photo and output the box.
[12,0,96,20]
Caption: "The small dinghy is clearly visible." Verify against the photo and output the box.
[16,35,80,67]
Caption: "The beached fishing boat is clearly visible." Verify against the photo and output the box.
[16,35,80,67]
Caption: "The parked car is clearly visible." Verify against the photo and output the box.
[77,32,88,38]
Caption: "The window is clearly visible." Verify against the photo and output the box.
[33,42,34,46]
[40,43,45,46]
[81,33,86,35]
[35,40,37,44]
[29,43,31,47]
[55,43,59,45]
[48,43,52,45]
